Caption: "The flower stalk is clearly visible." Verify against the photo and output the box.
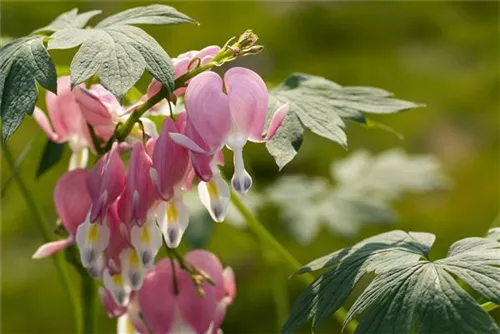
[2,144,83,333]
[229,188,359,333]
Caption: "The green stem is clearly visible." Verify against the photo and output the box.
[230,188,358,333]
[2,144,82,332]
[481,301,499,312]
[114,47,236,145]
[81,275,97,334]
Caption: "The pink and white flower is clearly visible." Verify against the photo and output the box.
[33,76,91,170]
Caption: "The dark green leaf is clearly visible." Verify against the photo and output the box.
[47,5,196,99]
[36,140,65,178]
[284,230,500,334]
[267,73,423,168]
[0,36,57,141]
[34,8,102,33]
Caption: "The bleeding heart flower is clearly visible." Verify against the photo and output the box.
[33,76,91,170]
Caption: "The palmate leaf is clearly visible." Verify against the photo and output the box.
[47,5,196,99]
[34,8,102,33]
[266,149,448,244]
[0,36,57,141]
[266,73,424,169]
[283,230,500,334]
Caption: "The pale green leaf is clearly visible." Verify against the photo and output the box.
[266,149,448,244]
[283,231,500,334]
[96,4,196,28]
[266,73,423,168]
[47,5,196,99]
[34,8,102,33]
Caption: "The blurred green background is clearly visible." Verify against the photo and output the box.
[1,1,499,333]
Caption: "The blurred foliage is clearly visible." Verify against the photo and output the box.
[1,1,498,333]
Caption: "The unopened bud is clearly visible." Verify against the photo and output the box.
[243,45,264,56]
[195,286,205,298]
[237,29,258,49]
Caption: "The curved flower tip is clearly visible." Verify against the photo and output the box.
[32,107,60,142]
[222,267,237,304]
[32,237,74,259]
[103,268,132,306]
[264,102,290,141]
[198,174,230,223]
[99,287,127,318]
[130,217,162,269]
[156,197,190,248]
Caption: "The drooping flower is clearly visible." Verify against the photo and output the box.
[170,67,288,221]
[117,143,162,273]
[33,76,91,170]
[74,84,157,143]
[136,250,236,334]
[149,113,191,247]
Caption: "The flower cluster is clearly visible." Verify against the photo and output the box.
[33,46,287,333]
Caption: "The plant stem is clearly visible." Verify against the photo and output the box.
[481,301,499,312]
[113,45,237,145]
[81,274,97,334]
[230,188,358,333]
[2,144,82,332]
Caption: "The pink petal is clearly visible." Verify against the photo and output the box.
[169,133,209,154]
[184,72,231,151]
[177,266,217,333]
[87,143,126,222]
[224,67,269,143]
[99,287,127,318]
[32,237,74,259]
[54,169,92,235]
[33,107,61,142]
[46,76,85,139]
[263,102,289,141]
[197,46,221,65]
[118,143,156,227]
[222,267,237,304]
[185,250,225,301]
[105,205,129,275]
[146,79,163,99]
[138,259,177,333]
[74,87,114,139]
[151,118,190,200]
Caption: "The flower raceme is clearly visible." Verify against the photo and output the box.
[33,61,282,332]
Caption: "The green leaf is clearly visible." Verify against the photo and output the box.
[266,149,448,244]
[95,4,197,27]
[47,5,196,99]
[283,230,500,334]
[266,73,423,168]
[34,8,102,33]
[0,36,57,141]
[36,140,65,178]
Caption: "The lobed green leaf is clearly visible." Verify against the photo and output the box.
[266,73,424,169]
[0,36,57,141]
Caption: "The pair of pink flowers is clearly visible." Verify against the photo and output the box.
[33,45,287,333]
[100,251,236,334]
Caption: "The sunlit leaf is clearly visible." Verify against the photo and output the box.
[34,8,102,33]
[284,230,500,334]
[47,5,196,99]
[0,36,57,141]
[266,73,423,168]
[266,149,449,244]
